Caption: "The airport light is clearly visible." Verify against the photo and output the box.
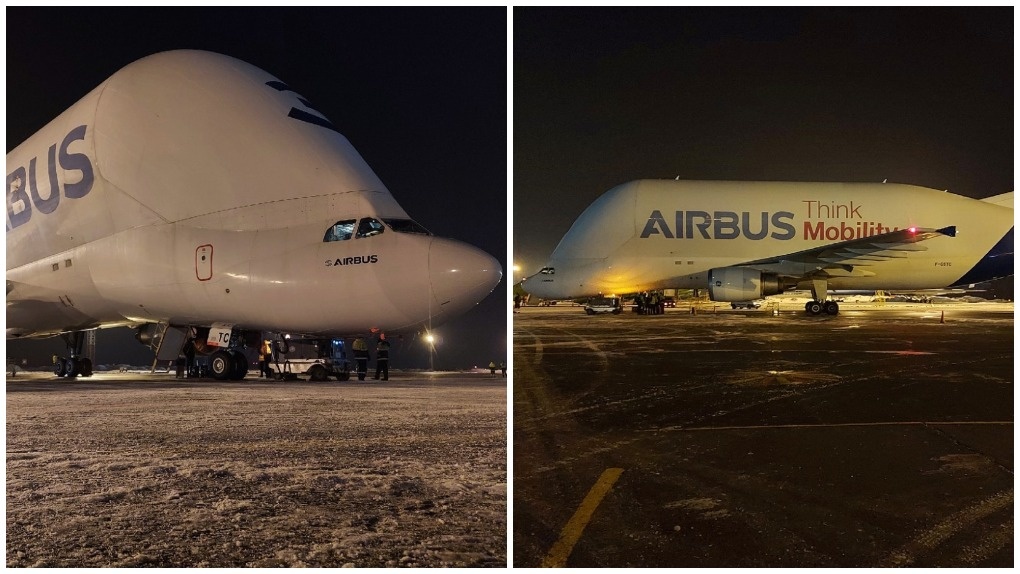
[425,333,436,371]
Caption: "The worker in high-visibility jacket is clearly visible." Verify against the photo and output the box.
[374,335,390,381]
[260,340,274,378]
[353,337,369,381]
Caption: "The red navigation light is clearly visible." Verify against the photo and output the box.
[908,226,917,234]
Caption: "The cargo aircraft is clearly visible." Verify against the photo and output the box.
[523,180,1012,315]
[6,50,502,379]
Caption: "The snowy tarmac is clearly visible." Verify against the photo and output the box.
[7,371,507,567]
[513,302,1013,567]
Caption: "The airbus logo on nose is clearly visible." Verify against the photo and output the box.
[326,255,379,267]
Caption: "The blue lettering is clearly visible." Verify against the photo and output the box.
[713,211,740,239]
[639,210,799,241]
[640,210,674,239]
[28,147,60,215]
[770,211,795,240]
[742,211,768,240]
[59,125,94,199]
[6,125,94,231]
[7,167,31,229]
[687,211,711,239]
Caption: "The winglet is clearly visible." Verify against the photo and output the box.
[937,225,957,237]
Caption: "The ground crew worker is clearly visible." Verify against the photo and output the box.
[374,335,390,381]
[184,339,196,378]
[489,361,497,377]
[500,362,506,377]
[260,340,274,378]
[353,337,369,380]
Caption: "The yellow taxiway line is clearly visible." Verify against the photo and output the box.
[541,467,624,567]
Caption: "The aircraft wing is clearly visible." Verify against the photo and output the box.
[738,225,957,278]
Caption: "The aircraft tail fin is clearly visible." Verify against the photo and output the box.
[981,192,1013,208]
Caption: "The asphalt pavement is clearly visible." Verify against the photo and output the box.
[513,302,1013,567]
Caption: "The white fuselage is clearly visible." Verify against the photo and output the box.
[6,50,501,338]
[525,180,1012,299]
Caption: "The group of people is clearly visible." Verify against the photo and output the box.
[634,292,666,315]
[352,335,390,381]
[488,361,506,377]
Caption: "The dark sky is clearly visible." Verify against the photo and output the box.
[7,8,507,369]
[513,7,1013,272]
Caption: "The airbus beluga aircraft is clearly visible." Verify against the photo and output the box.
[6,50,502,379]
[523,180,1012,314]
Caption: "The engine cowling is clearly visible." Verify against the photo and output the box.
[707,268,784,301]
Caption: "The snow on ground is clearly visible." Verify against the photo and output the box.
[7,373,506,567]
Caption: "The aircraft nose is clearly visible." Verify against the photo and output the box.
[429,237,503,312]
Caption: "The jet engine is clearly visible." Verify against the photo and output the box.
[134,323,163,348]
[707,268,784,301]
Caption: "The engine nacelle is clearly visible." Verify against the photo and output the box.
[707,268,784,301]
[134,323,161,346]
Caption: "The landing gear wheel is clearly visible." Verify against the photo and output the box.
[806,301,823,315]
[210,350,232,380]
[64,358,80,378]
[228,350,248,380]
[79,358,93,377]
[823,301,840,315]
[55,359,68,377]
[308,364,328,382]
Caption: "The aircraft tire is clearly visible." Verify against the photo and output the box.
[308,364,328,382]
[210,350,232,380]
[65,358,80,378]
[806,301,823,315]
[80,358,93,377]
[824,301,840,315]
[228,350,248,380]
[54,359,67,377]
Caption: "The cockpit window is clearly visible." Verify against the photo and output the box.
[382,218,432,235]
[356,217,386,238]
[540,267,556,275]
[323,219,356,242]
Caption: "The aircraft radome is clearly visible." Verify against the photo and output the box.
[523,180,1012,315]
[6,50,502,379]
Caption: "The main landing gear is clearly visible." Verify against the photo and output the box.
[208,348,249,381]
[804,299,839,316]
[54,331,93,378]
[804,278,839,316]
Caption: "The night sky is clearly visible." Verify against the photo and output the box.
[513,8,1013,276]
[6,8,507,369]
